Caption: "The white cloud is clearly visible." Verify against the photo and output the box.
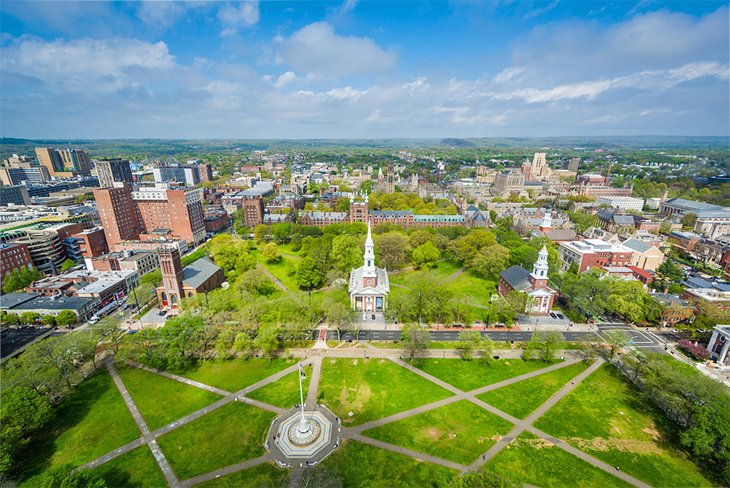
[136,1,187,28]
[1,36,175,91]
[275,22,396,76]
[326,86,369,100]
[219,1,260,36]
[523,0,560,19]
[339,0,359,13]
[493,67,525,83]
[275,71,297,88]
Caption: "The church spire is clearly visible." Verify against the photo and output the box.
[363,219,376,278]
[531,245,549,281]
[540,210,552,231]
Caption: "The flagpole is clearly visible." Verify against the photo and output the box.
[298,363,308,432]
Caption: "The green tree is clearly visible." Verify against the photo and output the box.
[480,336,495,365]
[1,313,20,324]
[401,324,431,362]
[536,331,561,362]
[455,330,481,360]
[41,314,56,326]
[567,211,599,234]
[657,259,685,283]
[253,224,269,242]
[39,464,107,488]
[375,232,410,269]
[411,241,441,269]
[680,212,698,230]
[296,257,324,297]
[238,269,277,296]
[2,266,44,293]
[330,235,363,272]
[55,310,77,327]
[20,311,40,324]
[471,244,510,278]
[262,242,281,263]
[60,259,77,271]
[0,386,54,475]
[233,332,255,358]
[254,324,280,357]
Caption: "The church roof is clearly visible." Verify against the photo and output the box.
[349,266,390,294]
[182,257,221,289]
[499,265,531,291]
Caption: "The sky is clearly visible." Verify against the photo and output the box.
[1,1,728,139]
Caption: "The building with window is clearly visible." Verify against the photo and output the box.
[348,221,390,312]
[96,158,133,188]
[156,248,225,310]
[707,325,730,366]
[0,243,33,280]
[557,239,635,273]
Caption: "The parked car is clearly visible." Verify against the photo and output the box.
[158,310,167,316]
[549,312,557,319]
[556,313,565,319]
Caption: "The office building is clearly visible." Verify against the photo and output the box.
[153,164,200,186]
[96,158,133,188]
[35,147,91,178]
[0,185,31,206]
[597,196,645,211]
[94,184,141,249]
[557,239,635,273]
[242,196,265,227]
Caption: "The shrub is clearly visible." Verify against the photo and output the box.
[677,339,710,360]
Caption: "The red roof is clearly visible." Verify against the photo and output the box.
[628,266,652,280]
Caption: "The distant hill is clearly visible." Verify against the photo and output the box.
[440,138,476,147]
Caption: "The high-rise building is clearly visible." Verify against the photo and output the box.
[96,158,133,188]
[0,166,50,186]
[158,247,184,309]
[198,163,213,182]
[522,152,551,181]
[152,164,200,186]
[94,184,141,249]
[94,184,205,250]
[242,196,264,227]
[35,147,91,178]
[565,157,581,171]
[0,243,33,280]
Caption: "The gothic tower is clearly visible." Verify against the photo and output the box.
[158,247,184,308]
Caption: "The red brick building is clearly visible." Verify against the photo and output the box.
[242,196,265,227]
[71,227,109,258]
[0,243,33,280]
[557,239,635,273]
[94,184,140,249]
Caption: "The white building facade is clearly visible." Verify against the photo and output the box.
[348,221,390,312]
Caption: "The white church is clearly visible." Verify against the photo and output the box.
[348,221,390,312]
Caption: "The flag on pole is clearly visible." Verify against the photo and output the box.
[299,362,306,379]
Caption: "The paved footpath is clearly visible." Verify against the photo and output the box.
[81,352,649,488]
[256,264,288,292]
[105,361,181,488]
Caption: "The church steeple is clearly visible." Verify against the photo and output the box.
[363,219,377,279]
[539,210,552,232]
[530,245,549,286]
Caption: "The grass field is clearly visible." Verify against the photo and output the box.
[247,364,311,408]
[180,358,296,392]
[487,433,632,488]
[389,259,462,285]
[477,361,589,419]
[196,463,288,487]
[118,367,222,431]
[414,358,559,392]
[157,402,274,480]
[363,400,513,464]
[318,358,452,425]
[15,371,140,486]
[314,440,456,487]
[89,446,166,488]
[254,252,300,291]
[534,364,713,488]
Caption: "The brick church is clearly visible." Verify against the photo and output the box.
[498,246,557,315]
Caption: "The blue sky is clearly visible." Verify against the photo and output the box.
[1,1,728,139]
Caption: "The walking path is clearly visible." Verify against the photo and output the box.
[83,350,648,488]
[447,267,466,280]
[256,264,288,292]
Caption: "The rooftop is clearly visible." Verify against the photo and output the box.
[182,257,222,289]
[12,294,97,311]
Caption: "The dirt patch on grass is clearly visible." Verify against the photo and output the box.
[642,426,662,441]
[352,359,359,366]
[424,427,442,440]
[339,383,372,419]
[515,437,553,449]
[568,437,663,455]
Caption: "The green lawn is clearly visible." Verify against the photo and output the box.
[389,259,462,286]
[196,463,288,488]
[181,358,296,392]
[318,358,452,425]
[314,440,456,487]
[414,358,559,392]
[254,252,300,291]
[118,367,222,431]
[89,446,166,488]
[363,400,513,464]
[247,365,311,409]
[477,361,589,419]
[15,371,141,485]
[157,402,274,480]
[447,271,497,307]
[534,364,713,488]
[487,433,632,488]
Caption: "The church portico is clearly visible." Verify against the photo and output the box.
[351,292,387,312]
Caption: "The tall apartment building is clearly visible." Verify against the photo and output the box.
[1,155,50,186]
[94,184,141,249]
[94,184,205,251]
[564,157,581,171]
[96,158,133,188]
[242,196,265,227]
[35,147,91,178]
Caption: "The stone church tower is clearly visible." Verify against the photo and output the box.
[158,247,184,308]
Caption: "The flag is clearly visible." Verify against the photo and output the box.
[299,362,306,379]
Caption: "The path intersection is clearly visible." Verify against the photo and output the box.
[83,350,649,488]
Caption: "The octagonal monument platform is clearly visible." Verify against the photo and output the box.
[265,405,340,467]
